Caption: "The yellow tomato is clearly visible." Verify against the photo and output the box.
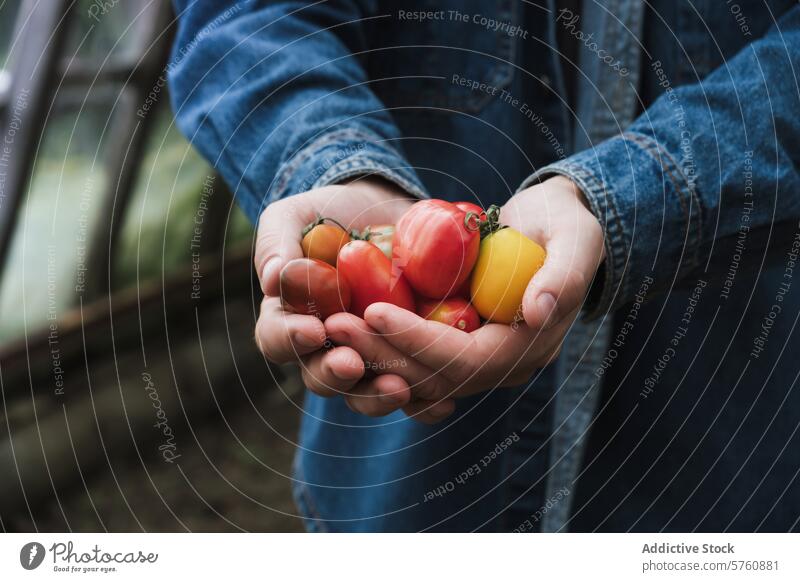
[470,227,546,324]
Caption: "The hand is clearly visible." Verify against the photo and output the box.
[254,177,455,422]
[351,177,605,416]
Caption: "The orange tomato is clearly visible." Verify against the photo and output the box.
[301,222,350,266]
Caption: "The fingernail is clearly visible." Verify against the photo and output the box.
[261,257,281,291]
[293,331,320,348]
[537,293,557,329]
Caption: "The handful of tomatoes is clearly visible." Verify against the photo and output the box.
[279,199,546,332]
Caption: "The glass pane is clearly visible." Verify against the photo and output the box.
[0,85,119,343]
[115,105,251,290]
[65,0,153,63]
[0,0,21,65]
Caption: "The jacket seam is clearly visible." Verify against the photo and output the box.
[314,156,429,198]
[623,131,704,263]
[272,127,412,200]
[567,161,629,309]
[292,461,329,533]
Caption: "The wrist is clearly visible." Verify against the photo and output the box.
[341,175,414,203]
[545,175,592,211]
[330,176,415,225]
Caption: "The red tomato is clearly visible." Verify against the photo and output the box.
[449,277,471,299]
[417,298,480,332]
[393,200,480,299]
[279,258,350,319]
[365,224,395,259]
[337,240,416,318]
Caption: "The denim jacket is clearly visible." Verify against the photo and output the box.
[169,0,800,532]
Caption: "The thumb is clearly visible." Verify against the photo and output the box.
[521,225,604,330]
[254,199,309,296]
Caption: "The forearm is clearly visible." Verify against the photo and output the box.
[168,0,426,223]
[525,6,800,315]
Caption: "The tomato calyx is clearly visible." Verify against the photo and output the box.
[464,211,482,232]
[477,204,506,239]
[349,225,389,241]
[301,215,349,237]
[349,227,370,241]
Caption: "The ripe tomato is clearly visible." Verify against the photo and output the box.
[365,224,394,259]
[279,258,350,319]
[301,221,350,266]
[394,200,480,299]
[337,240,416,318]
[449,277,471,299]
[417,298,480,332]
[470,227,546,324]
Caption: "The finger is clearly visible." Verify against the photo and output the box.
[366,303,546,388]
[256,296,326,363]
[496,343,563,388]
[255,198,311,296]
[402,398,456,424]
[521,216,604,330]
[367,303,575,389]
[364,303,477,384]
[535,343,563,368]
[344,374,412,417]
[325,311,455,401]
[485,311,574,388]
[300,346,365,397]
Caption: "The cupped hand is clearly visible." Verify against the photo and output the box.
[337,176,605,418]
[254,177,454,422]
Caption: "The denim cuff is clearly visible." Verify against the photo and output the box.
[264,127,427,212]
[519,132,703,319]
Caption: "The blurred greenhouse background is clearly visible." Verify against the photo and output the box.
[0,0,303,532]
[0,0,251,343]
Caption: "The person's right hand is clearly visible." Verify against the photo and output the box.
[254,177,456,423]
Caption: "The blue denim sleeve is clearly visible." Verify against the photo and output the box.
[168,0,427,224]
[524,7,800,318]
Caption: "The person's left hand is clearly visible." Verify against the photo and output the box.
[330,176,606,420]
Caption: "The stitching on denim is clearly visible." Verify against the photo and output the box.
[314,155,428,198]
[623,131,703,265]
[272,127,407,199]
[291,461,329,533]
[522,159,626,315]
[561,161,628,306]
[577,166,628,305]
[273,128,373,196]
[625,132,690,222]
[626,133,702,271]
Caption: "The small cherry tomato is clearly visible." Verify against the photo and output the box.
[337,240,415,318]
[365,224,395,259]
[301,220,350,266]
[280,258,350,319]
[417,297,480,332]
[470,227,546,324]
[394,199,480,299]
